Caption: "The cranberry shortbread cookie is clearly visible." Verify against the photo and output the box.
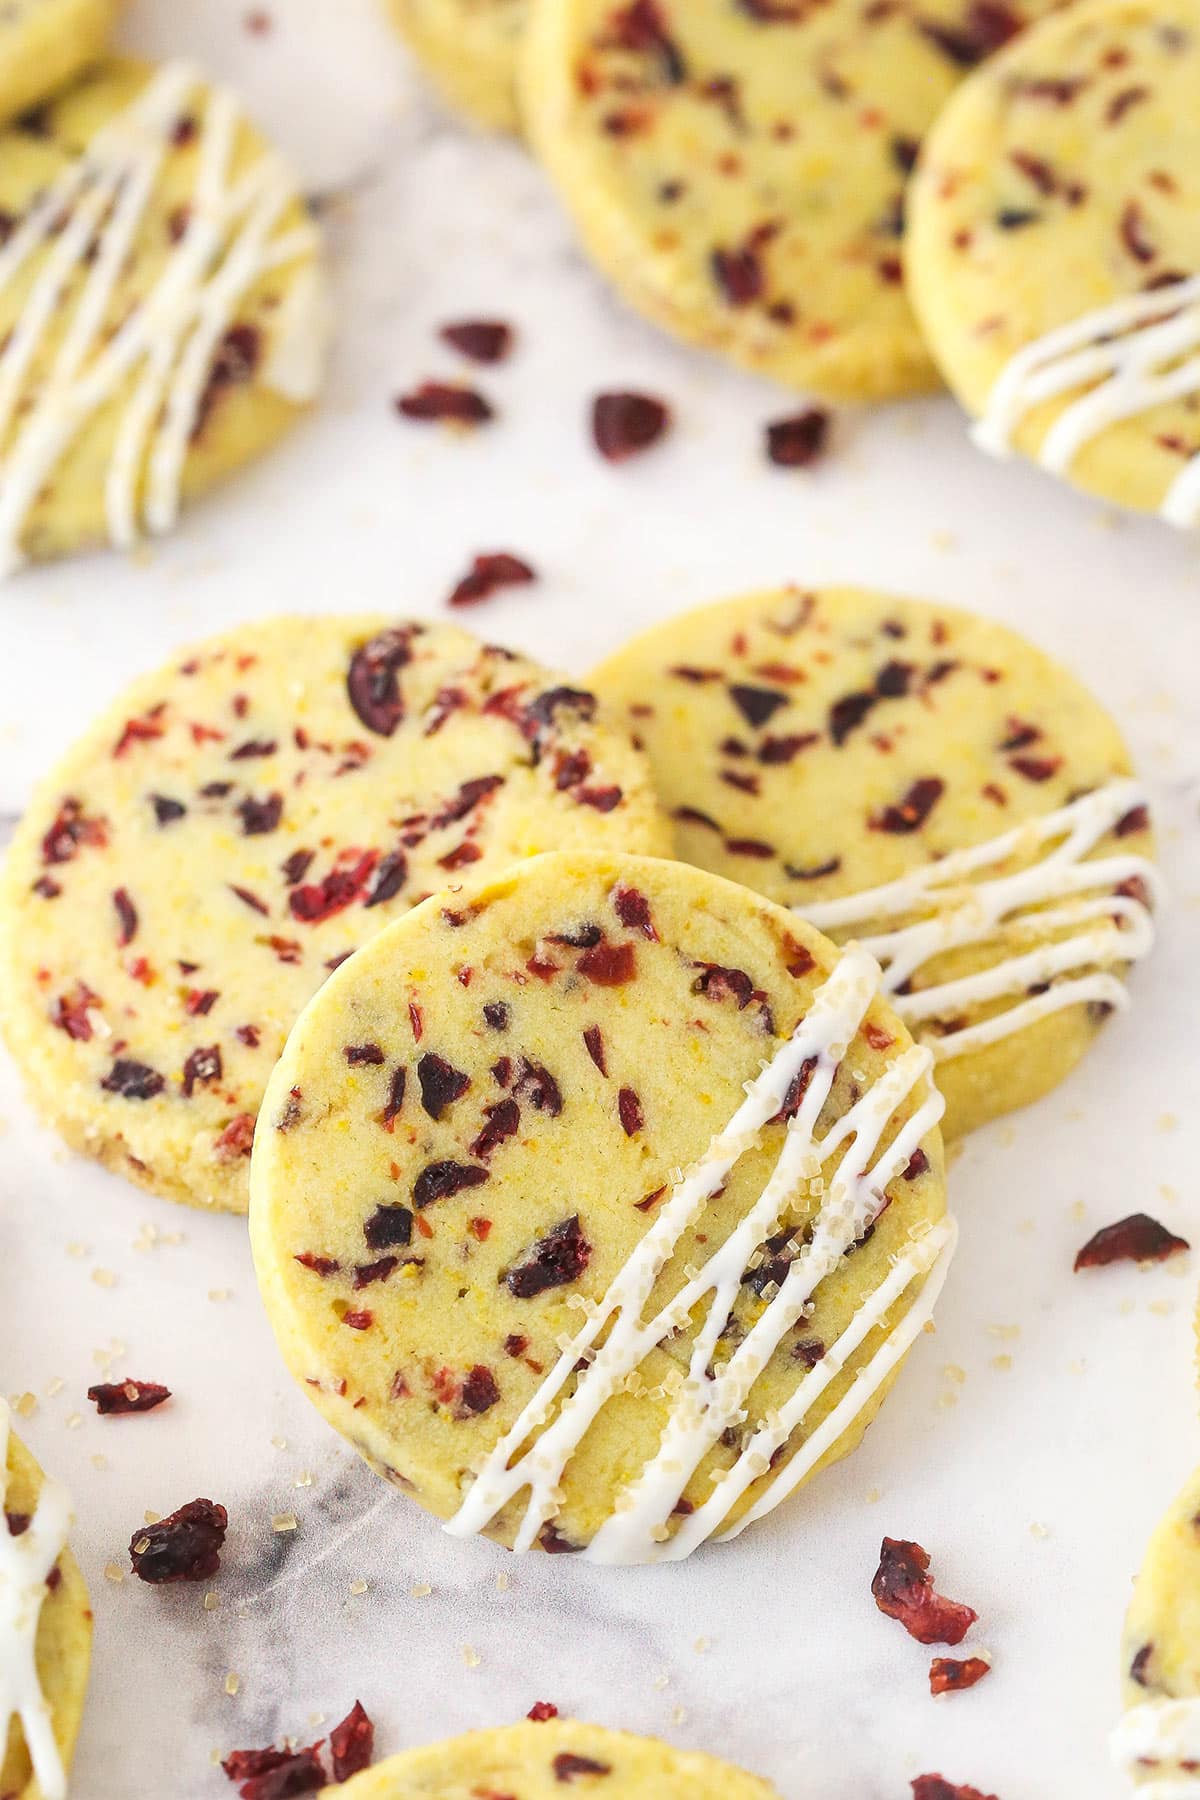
[590,587,1158,1139]
[520,0,1061,400]
[0,618,669,1214]
[331,1720,780,1797]
[0,1402,92,1800]
[0,56,328,573]
[250,851,952,1562]
[907,0,1200,525]
[1113,1463,1200,1789]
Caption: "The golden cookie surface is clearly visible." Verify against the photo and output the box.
[0,617,669,1214]
[251,850,947,1559]
[332,1720,780,1797]
[590,587,1155,1138]
[384,0,527,132]
[906,0,1200,519]
[521,0,1060,400]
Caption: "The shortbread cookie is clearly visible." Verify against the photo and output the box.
[906,0,1200,524]
[385,0,526,132]
[251,851,952,1562]
[520,0,1061,401]
[332,1720,780,1797]
[0,55,328,574]
[0,1402,92,1800]
[0,618,669,1214]
[590,587,1158,1140]
[0,0,119,125]
[1113,1464,1200,1788]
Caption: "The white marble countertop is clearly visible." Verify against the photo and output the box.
[2,3,1200,1796]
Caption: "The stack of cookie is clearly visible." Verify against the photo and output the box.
[388,0,1200,530]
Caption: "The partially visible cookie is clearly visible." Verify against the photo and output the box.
[251,850,951,1562]
[1114,1464,1200,1786]
[906,0,1200,524]
[384,0,527,132]
[0,1402,92,1800]
[0,617,669,1214]
[331,1720,780,1797]
[520,0,1061,400]
[0,56,329,573]
[590,587,1158,1139]
[0,0,119,126]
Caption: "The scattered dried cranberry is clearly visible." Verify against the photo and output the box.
[418,1052,471,1119]
[102,1058,165,1101]
[592,392,671,462]
[233,1746,325,1800]
[87,1380,170,1415]
[440,319,513,363]
[528,1701,559,1722]
[329,1701,375,1783]
[874,777,945,834]
[1074,1213,1189,1270]
[347,628,413,737]
[129,1497,227,1583]
[461,1366,501,1413]
[577,941,636,986]
[470,1098,521,1159]
[554,1754,612,1782]
[448,551,537,608]
[872,1538,978,1645]
[912,1780,999,1800]
[930,1656,991,1695]
[395,382,493,425]
[364,1204,413,1249]
[618,1087,644,1135]
[113,887,138,946]
[413,1160,489,1209]
[507,1216,591,1299]
[766,409,830,467]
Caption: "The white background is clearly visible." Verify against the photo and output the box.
[2,3,1199,1795]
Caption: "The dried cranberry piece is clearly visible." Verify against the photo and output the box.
[342,1309,374,1330]
[872,1538,978,1645]
[448,552,537,608]
[612,885,657,939]
[692,963,755,1008]
[554,1754,612,1782]
[1074,1213,1189,1270]
[470,1098,521,1159]
[193,325,261,439]
[395,382,493,425]
[730,684,788,728]
[592,392,671,462]
[295,1253,340,1276]
[528,1701,559,1722]
[237,793,284,836]
[364,847,408,908]
[577,942,636,986]
[216,1113,257,1159]
[239,1747,325,1800]
[113,887,138,946]
[918,0,1020,65]
[129,1497,227,1582]
[506,1216,592,1299]
[461,1366,501,1413]
[525,686,598,737]
[583,1025,607,1075]
[1009,754,1062,783]
[766,409,830,467]
[42,797,107,865]
[483,1001,511,1030]
[347,628,414,737]
[102,1059,165,1100]
[413,1160,489,1208]
[221,1746,295,1783]
[440,319,513,363]
[618,1087,644,1135]
[911,1780,999,1800]
[329,1701,375,1783]
[51,981,101,1041]
[874,777,945,834]
[930,1656,991,1695]
[290,853,377,923]
[87,1380,171,1415]
[364,1204,414,1249]
[712,240,765,306]
[354,1256,398,1289]
[182,1045,222,1098]
[418,1053,471,1118]
[151,794,187,826]
[515,1058,564,1116]
[345,1043,385,1066]
[829,690,877,746]
[431,773,506,830]
[608,0,686,78]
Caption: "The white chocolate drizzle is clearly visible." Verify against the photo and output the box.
[0,1400,73,1800]
[445,945,953,1564]
[0,59,326,576]
[1112,1697,1200,1796]
[797,780,1159,1062]
[971,277,1200,528]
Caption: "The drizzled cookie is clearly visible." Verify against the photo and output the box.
[1115,1463,1200,1795]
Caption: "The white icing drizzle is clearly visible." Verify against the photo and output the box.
[971,277,1200,528]
[1112,1698,1200,1795]
[0,60,326,576]
[797,780,1159,1063]
[0,1400,73,1800]
[444,945,953,1564]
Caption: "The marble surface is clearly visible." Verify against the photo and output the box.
[2,2,1200,1795]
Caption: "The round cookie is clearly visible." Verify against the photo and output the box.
[384,0,527,133]
[0,1402,92,1800]
[906,0,1200,524]
[250,850,951,1562]
[0,0,119,127]
[0,617,669,1215]
[519,0,1061,401]
[0,55,329,575]
[1113,1464,1200,1788]
[331,1720,780,1797]
[589,587,1158,1140]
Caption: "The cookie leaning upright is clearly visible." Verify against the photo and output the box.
[0,0,119,127]
[0,1402,93,1800]
[906,0,1200,524]
[0,617,669,1214]
[520,0,1060,401]
[331,1720,781,1797]
[383,0,528,133]
[590,587,1159,1139]
[1112,1464,1200,1788]
[251,850,951,1561]
[0,56,329,574]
